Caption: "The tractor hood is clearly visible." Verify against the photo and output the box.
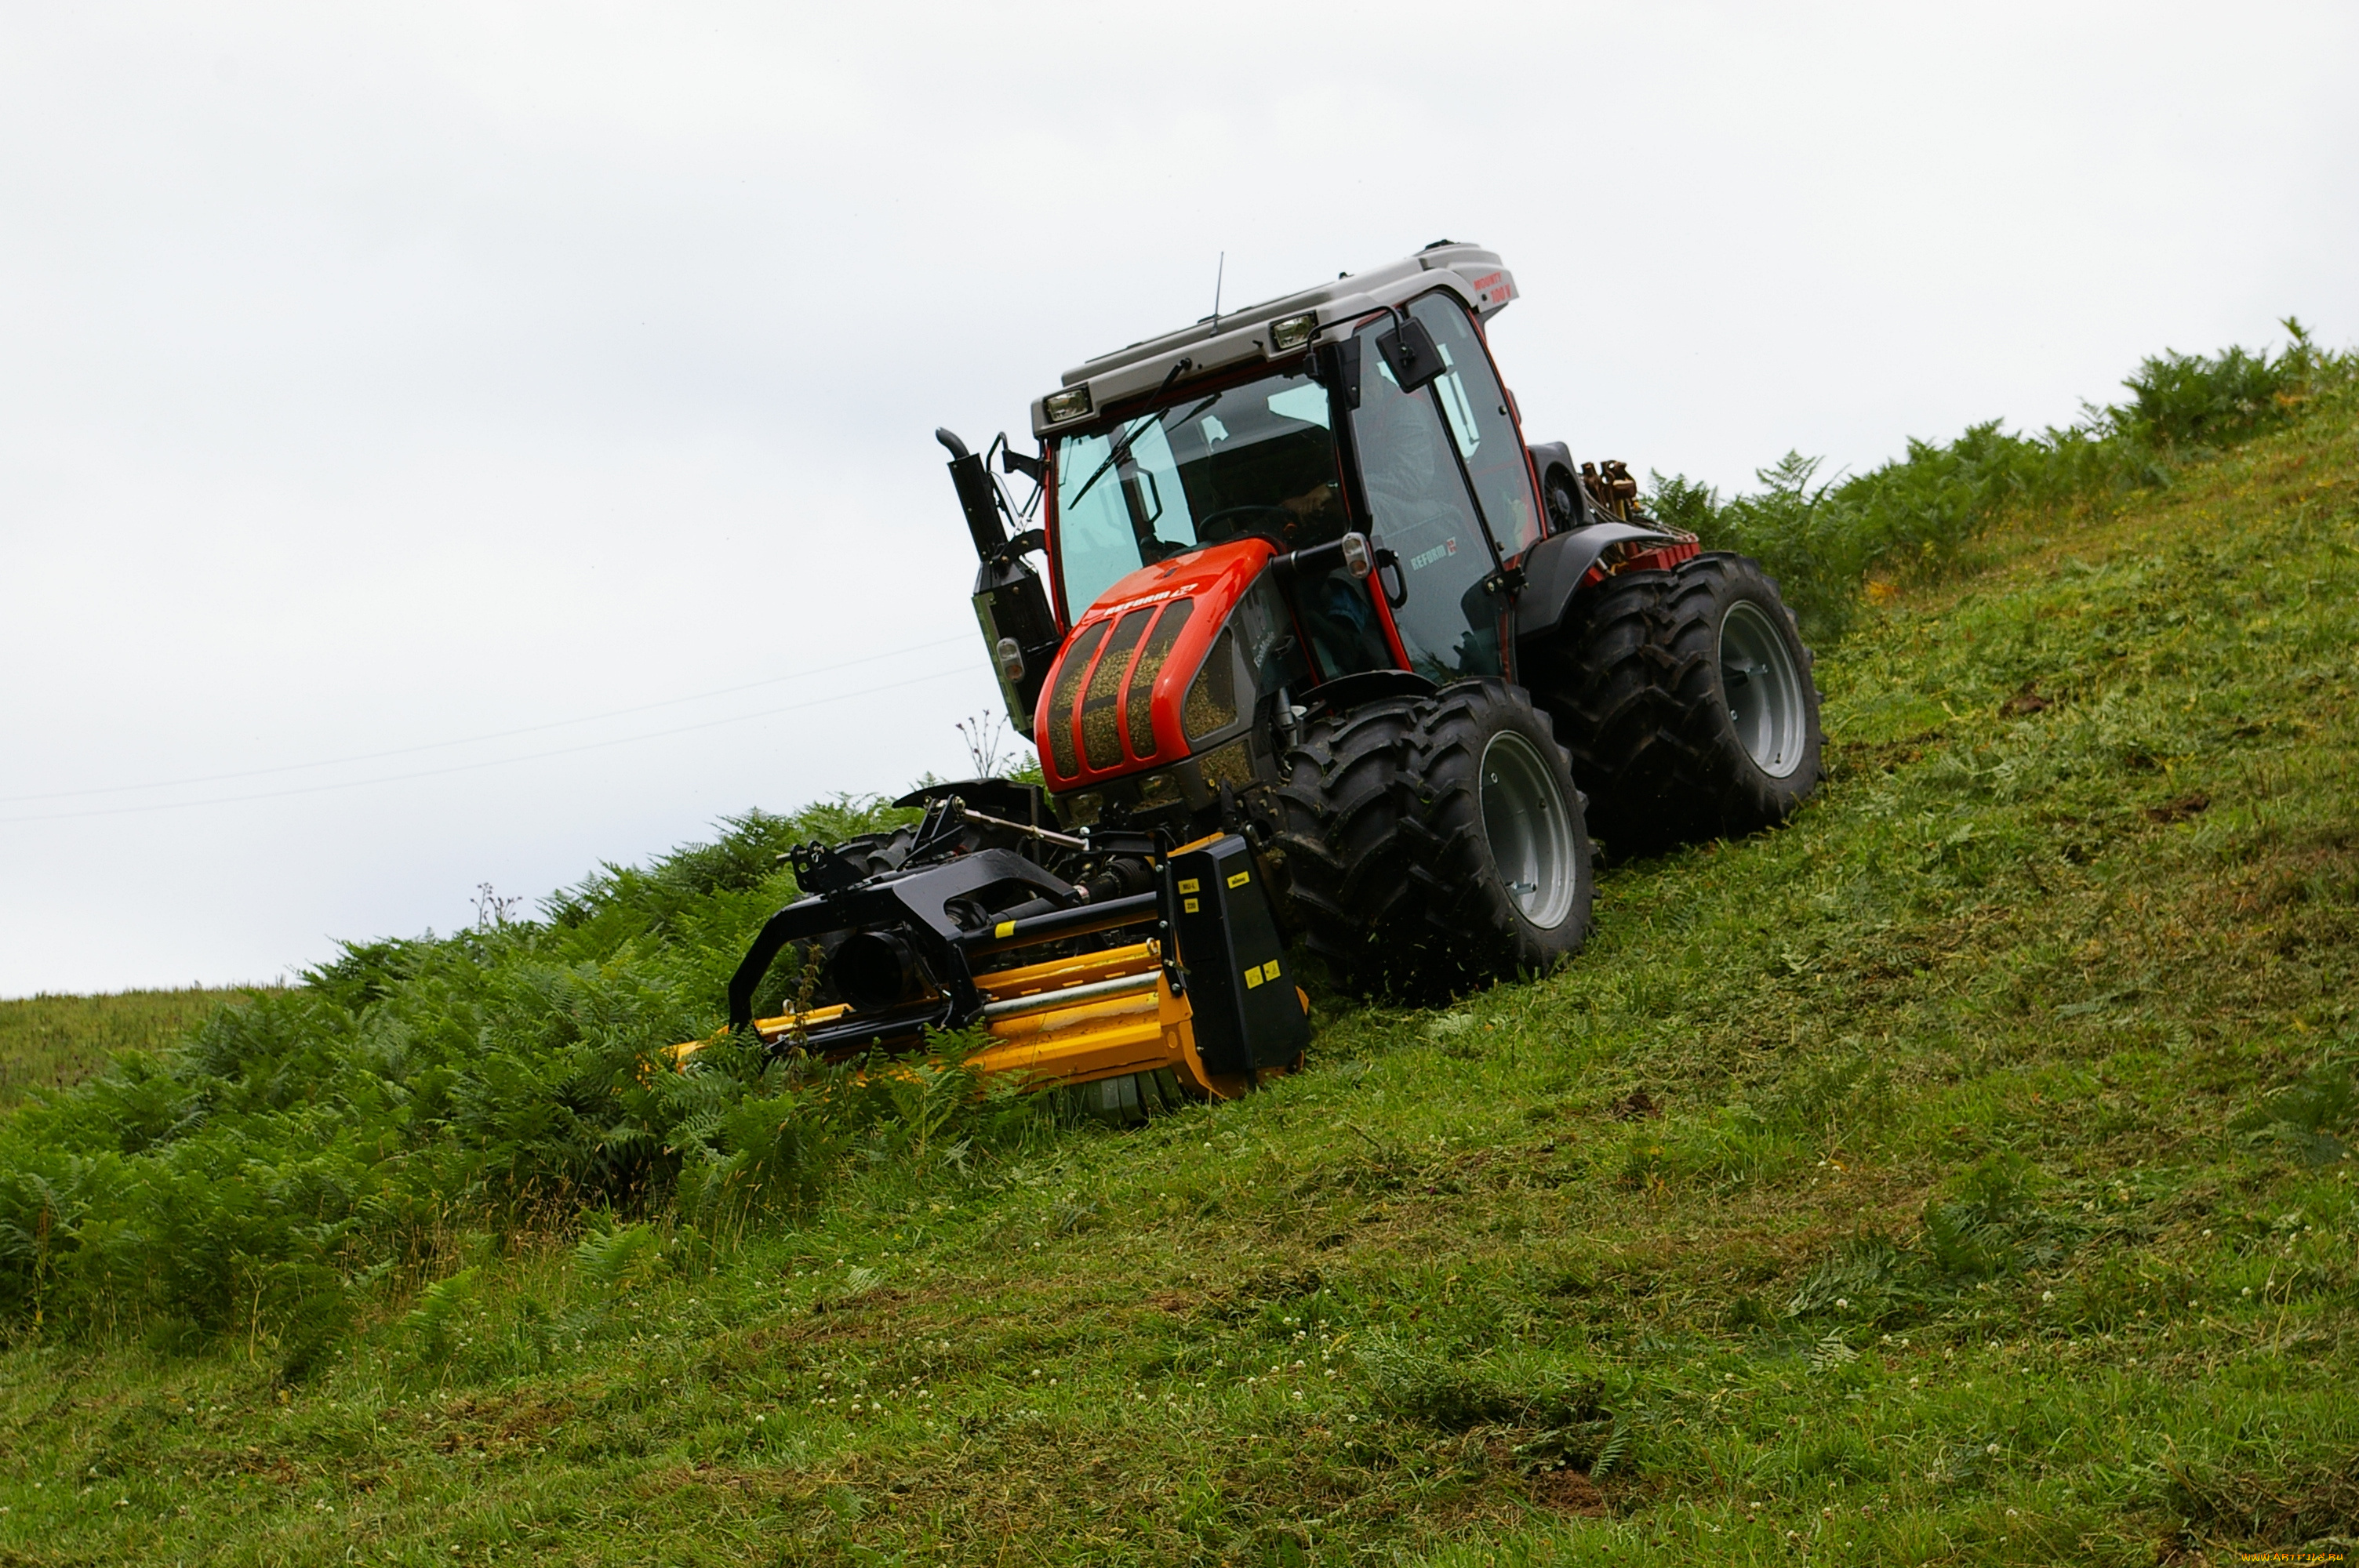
[1033,537,1279,793]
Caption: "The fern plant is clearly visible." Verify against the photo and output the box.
[401,1267,480,1362]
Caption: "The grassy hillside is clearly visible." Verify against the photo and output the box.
[0,989,277,1110]
[1,358,2354,1566]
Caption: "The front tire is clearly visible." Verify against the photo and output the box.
[1392,681,1594,998]
[1270,698,1424,996]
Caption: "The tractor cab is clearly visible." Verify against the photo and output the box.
[947,243,1550,833]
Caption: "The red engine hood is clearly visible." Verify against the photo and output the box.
[1034,538,1278,791]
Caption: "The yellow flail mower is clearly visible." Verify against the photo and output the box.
[676,782,1309,1115]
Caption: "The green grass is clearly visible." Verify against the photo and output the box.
[2,379,2355,1564]
[0,989,276,1110]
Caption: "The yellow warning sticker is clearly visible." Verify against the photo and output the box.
[1183,898,1200,913]
[1261,959,1281,982]
[1227,869,1250,888]
[1244,966,1264,989]
[1177,878,1199,894]
[994,920,1016,938]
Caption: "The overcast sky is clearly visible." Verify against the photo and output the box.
[4,1,2354,996]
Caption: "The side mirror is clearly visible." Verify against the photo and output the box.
[1375,316,1447,393]
[1121,468,1164,529]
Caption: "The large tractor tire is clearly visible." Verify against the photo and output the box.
[1539,552,1823,855]
[1527,568,1674,851]
[1270,697,1423,996]
[1391,681,1594,998]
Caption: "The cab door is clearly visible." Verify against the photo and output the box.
[1405,293,1543,560]
[1346,301,1519,683]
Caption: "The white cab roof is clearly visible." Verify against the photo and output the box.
[1029,242,1514,439]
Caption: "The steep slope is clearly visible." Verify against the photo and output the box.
[1,396,2355,1566]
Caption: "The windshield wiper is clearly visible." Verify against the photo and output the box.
[1061,359,1197,514]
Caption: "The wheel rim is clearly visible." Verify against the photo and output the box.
[1478,730,1578,930]
[1718,600,1808,779]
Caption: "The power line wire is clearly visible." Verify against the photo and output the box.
[0,662,991,826]
[0,633,976,804]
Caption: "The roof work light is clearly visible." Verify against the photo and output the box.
[1268,312,1318,352]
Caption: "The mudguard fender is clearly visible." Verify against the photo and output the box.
[1511,521,1690,640]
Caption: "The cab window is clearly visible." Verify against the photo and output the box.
[1406,294,1541,557]
[1348,317,1503,682]
[1050,366,1347,619]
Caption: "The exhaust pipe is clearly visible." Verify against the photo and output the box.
[940,426,1060,739]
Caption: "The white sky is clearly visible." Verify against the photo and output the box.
[4,1,2354,996]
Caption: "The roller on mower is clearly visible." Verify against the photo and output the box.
[708,241,1823,1110]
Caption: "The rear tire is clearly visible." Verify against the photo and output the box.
[1526,571,1677,854]
[1391,681,1594,998]
[1647,554,1823,846]
[1535,552,1823,855]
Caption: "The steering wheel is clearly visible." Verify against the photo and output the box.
[1194,505,1299,544]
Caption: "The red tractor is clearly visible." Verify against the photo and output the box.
[957,241,1820,991]
[715,242,1819,1107]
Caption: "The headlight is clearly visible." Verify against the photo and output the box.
[1339,531,1372,577]
[1269,312,1318,352]
[1042,386,1094,424]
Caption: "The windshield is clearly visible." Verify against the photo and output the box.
[1052,365,1346,616]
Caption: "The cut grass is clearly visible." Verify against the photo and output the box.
[0,988,276,1109]
[2,397,2356,1564]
